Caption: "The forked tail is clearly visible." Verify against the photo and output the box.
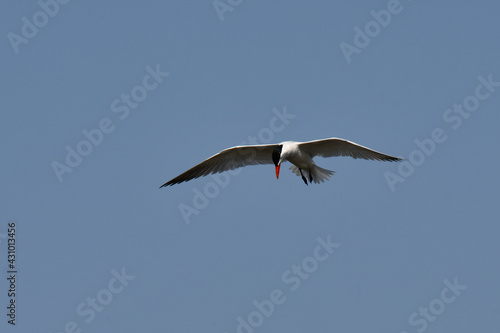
[289,165,335,185]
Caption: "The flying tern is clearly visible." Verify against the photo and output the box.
[160,138,402,187]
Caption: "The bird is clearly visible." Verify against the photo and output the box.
[160,137,402,187]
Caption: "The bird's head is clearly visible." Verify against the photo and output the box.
[272,145,283,179]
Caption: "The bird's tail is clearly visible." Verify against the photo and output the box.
[289,165,335,184]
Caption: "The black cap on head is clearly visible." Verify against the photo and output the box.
[272,145,282,166]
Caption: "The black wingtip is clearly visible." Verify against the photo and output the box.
[384,156,404,162]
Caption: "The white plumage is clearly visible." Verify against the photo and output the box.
[160,137,402,187]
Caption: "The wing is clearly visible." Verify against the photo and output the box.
[298,138,402,162]
[160,144,278,187]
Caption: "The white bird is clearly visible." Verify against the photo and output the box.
[160,138,402,187]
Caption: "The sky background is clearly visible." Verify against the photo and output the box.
[1,1,499,332]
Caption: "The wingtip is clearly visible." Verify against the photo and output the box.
[386,156,404,162]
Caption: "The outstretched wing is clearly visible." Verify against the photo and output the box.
[298,138,402,161]
[160,144,278,187]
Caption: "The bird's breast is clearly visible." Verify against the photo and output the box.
[282,145,314,168]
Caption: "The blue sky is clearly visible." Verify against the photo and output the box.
[1,1,499,332]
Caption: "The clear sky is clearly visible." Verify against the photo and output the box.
[1,1,499,332]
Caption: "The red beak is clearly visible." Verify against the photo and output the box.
[275,164,281,179]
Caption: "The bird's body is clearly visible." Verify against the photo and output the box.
[281,141,313,169]
[160,138,402,187]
